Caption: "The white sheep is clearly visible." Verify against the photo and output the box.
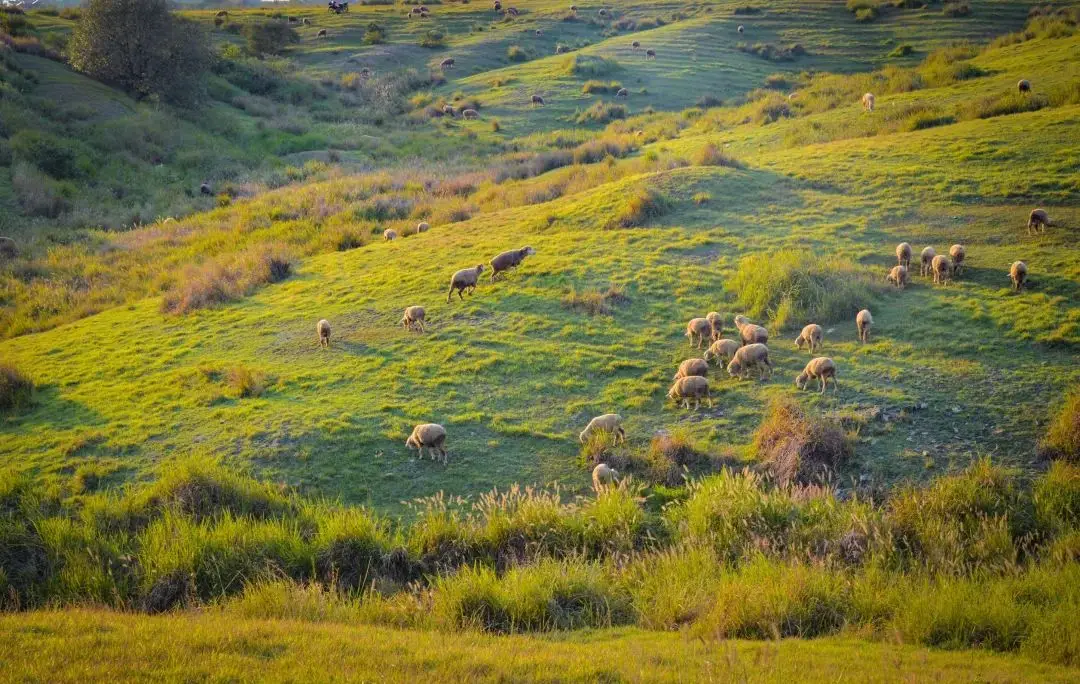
[384,229,398,241]
[862,92,875,112]
[667,376,713,409]
[592,463,619,492]
[705,311,723,340]
[887,264,908,289]
[317,319,331,348]
[704,338,740,367]
[685,317,714,349]
[949,244,966,277]
[1009,261,1027,292]
[674,358,709,381]
[896,242,912,270]
[920,247,936,277]
[856,309,872,343]
[579,414,626,445]
[447,265,485,302]
[794,324,823,354]
[733,315,768,346]
[416,221,430,233]
[795,357,838,394]
[727,343,771,381]
[406,423,448,463]
[401,306,426,333]
[931,254,952,285]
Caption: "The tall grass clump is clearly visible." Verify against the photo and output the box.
[609,187,670,228]
[752,398,853,486]
[161,243,294,314]
[561,54,620,78]
[961,91,1048,119]
[725,250,882,329]
[312,508,396,590]
[1040,387,1080,463]
[560,285,629,315]
[0,363,33,412]
[1033,461,1080,539]
[575,101,627,124]
[693,143,745,168]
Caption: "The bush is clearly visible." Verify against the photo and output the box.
[0,363,33,412]
[561,285,629,316]
[610,187,670,228]
[693,192,711,205]
[9,130,79,179]
[961,92,1048,120]
[905,112,956,130]
[243,21,299,56]
[506,44,527,62]
[1041,387,1080,463]
[736,42,806,61]
[888,43,914,57]
[363,22,386,45]
[1034,462,1080,537]
[854,7,878,22]
[581,79,622,94]
[576,101,627,124]
[420,30,445,48]
[942,1,971,17]
[693,143,744,168]
[753,398,852,486]
[561,54,620,77]
[226,366,266,399]
[161,244,294,314]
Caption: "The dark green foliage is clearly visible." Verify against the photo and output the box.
[9,130,79,179]
[243,21,300,56]
[363,22,386,45]
[0,363,33,412]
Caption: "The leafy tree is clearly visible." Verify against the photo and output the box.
[243,20,299,56]
[68,0,210,105]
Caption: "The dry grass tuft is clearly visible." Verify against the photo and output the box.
[753,398,852,485]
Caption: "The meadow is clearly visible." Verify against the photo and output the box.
[1,0,1079,679]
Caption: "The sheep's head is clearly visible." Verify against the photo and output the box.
[795,372,808,389]
[733,315,750,329]
[405,434,419,450]
[703,348,715,362]
[521,246,536,257]
[476,264,485,274]
[666,384,679,399]
[578,429,589,443]
[795,335,806,349]
[727,359,743,377]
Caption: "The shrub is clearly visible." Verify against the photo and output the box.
[576,101,627,124]
[363,22,385,45]
[161,244,295,314]
[506,44,527,62]
[693,192,711,205]
[693,143,744,168]
[312,509,394,590]
[581,79,622,94]
[226,366,266,399]
[9,130,79,179]
[737,42,806,61]
[610,187,670,228]
[942,1,971,17]
[888,43,914,57]
[243,21,299,56]
[753,398,852,486]
[1034,462,1080,537]
[561,54,620,77]
[961,92,1048,120]
[0,363,33,412]
[420,30,445,48]
[854,7,878,22]
[561,285,629,316]
[905,112,956,130]
[1040,387,1080,463]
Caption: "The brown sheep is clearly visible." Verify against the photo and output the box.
[645,48,656,59]
[727,343,771,381]
[579,414,626,444]
[1009,261,1027,292]
[531,94,545,105]
[674,358,709,381]
[920,246,936,277]
[406,423,448,464]
[862,92,875,112]
[317,319,331,348]
[317,29,328,38]
[794,324,823,354]
[856,309,872,343]
[887,264,909,289]
[462,109,480,120]
[384,229,398,241]
[795,357,838,395]
[949,244,966,276]
[592,463,619,492]
[447,265,485,302]
[489,246,536,281]
[616,88,629,97]
[704,338,740,367]
[932,254,952,285]
[1028,209,1052,234]
[896,242,912,270]
[685,317,714,349]
[733,315,769,346]
[705,311,724,340]
[401,306,426,333]
[0,237,17,260]
[667,376,713,409]
[1018,79,1031,93]
[440,58,455,69]
[416,221,430,233]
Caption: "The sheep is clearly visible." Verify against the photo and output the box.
[462,109,480,120]
[535,29,543,37]
[440,58,455,69]
[1018,79,1031,93]
[737,24,744,33]
[794,324,823,354]
[579,413,626,445]
[401,305,426,333]
[1010,260,1027,292]
[674,358,709,381]
[570,4,577,11]
[598,8,608,16]
[931,254,952,285]
[727,343,771,381]
[645,48,656,59]
[489,246,536,282]
[556,45,568,54]
[531,94,545,106]
[631,40,640,50]
[216,10,228,16]
[704,339,740,367]
[733,315,769,346]
[920,246,936,277]
[493,0,502,9]
[406,423,448,464]
[685,317,714,350]
[856,309,872,343]
[795,357,838,395]
[592,463,619,492]
[896,242,912,269]
[0,237,17,260]
[705,311,723,340]
[384,229,398,241]
[886,264,909,289]
[862,92,875,112]
[317,319,331,348]
[949,244,966,276]
[317,28,328,38]
[506,7,520,17]
[416,221,430,233]
[667,376,713,409]
[199,181,212,195]
[443,105,456,116]
[1027,208,1052,234]
[616,87,629,97]
[447,265,485,302]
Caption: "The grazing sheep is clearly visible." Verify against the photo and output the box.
[795,357,838,395]
[570,4,577,11]
[1018,79,1031,93]
[685,317,714,349]
[447,265,485,302]
[856,309,872,343]
[667,376,713,409]
[440,58,455,69]
[592,463,619,492]
[704,338,740,367]
[556,45,568,54]
[920,246,936,277]
[406,423,448,464]
[794,324,824,354]
[598,8,608,16]
[579,413,626,444]
[931,254,952,285]
[416,221,430,233]
[1027,208,1052,234]
[737,24,744,34]
[645,48,656,59]
[384,229,398,241]
[862,92,875,112]
[443,105,456,116]
[462,109,480,119]
[489,246,536,281]
[535,29,543,37]
[674,358,709,381]
[616,87,629,97]
[531,94,546,105]
[216,10,228,17]
[317,28,328,38]
[0,237,17,260]
[733,315,769,346]
[1010,260,1027,292]
[705,311,723,339]
[949,244,966,276]
[493,0,502,9]
[886,264,909,289]
[727,343,772,381]
[401,305,426,333]
[896,242,912,269]
[317,319,331,348]
[199,181,212,195]
[631,40,641,50]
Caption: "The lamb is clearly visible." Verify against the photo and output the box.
[794,324,823,354]
[1027,208,1052,234]
[401,306,426,333]
[685,317,714,349]
[616,88,629,97]
[920,246,936,276]
[705,311,723,340]
[447,265,485,302]
[733,315,769,346]
[949,244,966,276]
[489,246,536,281]
[440,58,455,69]
[462,109,480,119]
[416,221,430,233]
[856,309,872,343]
[673,358,709,381]
[1009,260,1027,292]
[384,229,398,241]
[579,413,626,445]
[704,339,740,367]
[317,319,331,348]
[406,423,448,464]
[727,343,772,381]
[896,242,912,269]
[795,357,838,394]
[1018,79,1031,93]
[862,92,875,112]
[531,94,545,105]
[931,254,952,285]
[317,29,328,38]
[887,264,909,289]
[667,376,713,409]
[592,463,619,492]
[645,48,656,59]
